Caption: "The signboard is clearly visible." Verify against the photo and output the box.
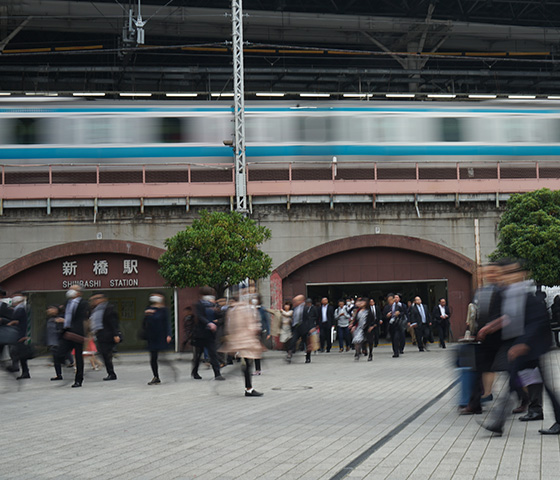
[4,253,164,292]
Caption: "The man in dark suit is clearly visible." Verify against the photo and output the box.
[395,294,408,354]
[432,298,451,348]
[89,292,121,381]
[10,292,30,379]
[409,296,432,352]
[382,293,404,358]
[365,298,381,360]
[192,286,224,380]
[59,284,89,388]
[288,295,316,364]
[317,297,334,353]
[480,260,560,435]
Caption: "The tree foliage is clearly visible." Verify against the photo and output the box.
[158,210,273,296]
[491,188,560,286]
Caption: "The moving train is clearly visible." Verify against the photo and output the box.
[1,98,560,165]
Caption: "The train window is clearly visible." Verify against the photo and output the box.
[13,118,43,144]
[83,117,115,144]
[378,117,401,142]
[160,117,184,143]
[301,116,329,142]
[504,117,529,142]
[440,118,463,142]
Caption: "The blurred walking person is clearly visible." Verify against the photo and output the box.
[351,298,368,361]
[59,285,89,388]
[287,295,315,364]
[46,305,64,381]
[144,292,172,385]
[279,301,293,350]
[480,260,560,435]
[11,292,30,380]
[89,292,121,381]
[219,293,265,396]
[192,287,224,381]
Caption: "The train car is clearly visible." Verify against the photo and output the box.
[1,98,560,168]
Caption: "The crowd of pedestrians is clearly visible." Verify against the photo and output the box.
[2,273,559,428]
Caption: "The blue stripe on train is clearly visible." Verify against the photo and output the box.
[0,144,559,160]
[2,107,560,115]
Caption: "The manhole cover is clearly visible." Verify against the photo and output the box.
[271,386,313,391]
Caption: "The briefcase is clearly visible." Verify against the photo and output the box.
[0,325,20,345]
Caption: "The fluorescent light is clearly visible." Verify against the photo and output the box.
[73,92,106,97]
[0,92,11,96]
[165,93,198,97]
[211,93,234,97]
[427,94,456,99]
[548,96,560,100]
[386,93,415,98]
[25,92,58,96]
[256,92,285,97]
[119,93,152,97]
[299,93,331,97]
[468,94,497,99]
[343,93,371,98]
[507,95,536,99]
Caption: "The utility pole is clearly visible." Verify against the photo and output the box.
[231,0,247,213]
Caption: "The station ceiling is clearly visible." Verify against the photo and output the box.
[3,0,560,96]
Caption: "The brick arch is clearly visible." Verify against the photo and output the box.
[274,234,475,279]
[0,240,165,282]
[269,235,475,310]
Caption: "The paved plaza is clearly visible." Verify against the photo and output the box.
[2,344,560,480]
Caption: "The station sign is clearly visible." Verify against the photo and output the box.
[4,252,165,292]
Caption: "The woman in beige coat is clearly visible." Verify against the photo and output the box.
[219,299,266,397]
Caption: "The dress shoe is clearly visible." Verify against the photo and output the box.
[478,420,503,436]
[305,358,311,364]
[399,350,404,354]
[192,373,202,379]
[459,406,482,415]
[339,348,344,353]
[147,377,161,385]
[71,382,82,388]
[519,411,544,422]
[419,349,425,352]
[539,422,560,435]
[214,375,226,381]
[16,373,30,380]
[367,355,372,361]
[245,389,264,397]
[103,374,117,381]
[392,354,399,358]
[512,403,528,414]
[51,375,63,381]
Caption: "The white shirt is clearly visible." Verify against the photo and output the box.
[439,305,447,317]
[322,305,328,323]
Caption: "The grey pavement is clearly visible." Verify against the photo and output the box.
[1,344,560,480]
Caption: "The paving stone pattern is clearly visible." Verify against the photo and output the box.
[1,345,559,479]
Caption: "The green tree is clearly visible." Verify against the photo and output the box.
[491,188,560,286]
[158,210,273,297]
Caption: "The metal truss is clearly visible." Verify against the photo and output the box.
[232,0,247,214]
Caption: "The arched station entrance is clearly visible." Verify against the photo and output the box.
[0,240,197,351]
[271,235,475,340]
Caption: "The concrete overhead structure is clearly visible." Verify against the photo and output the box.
[2,0,560,93]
